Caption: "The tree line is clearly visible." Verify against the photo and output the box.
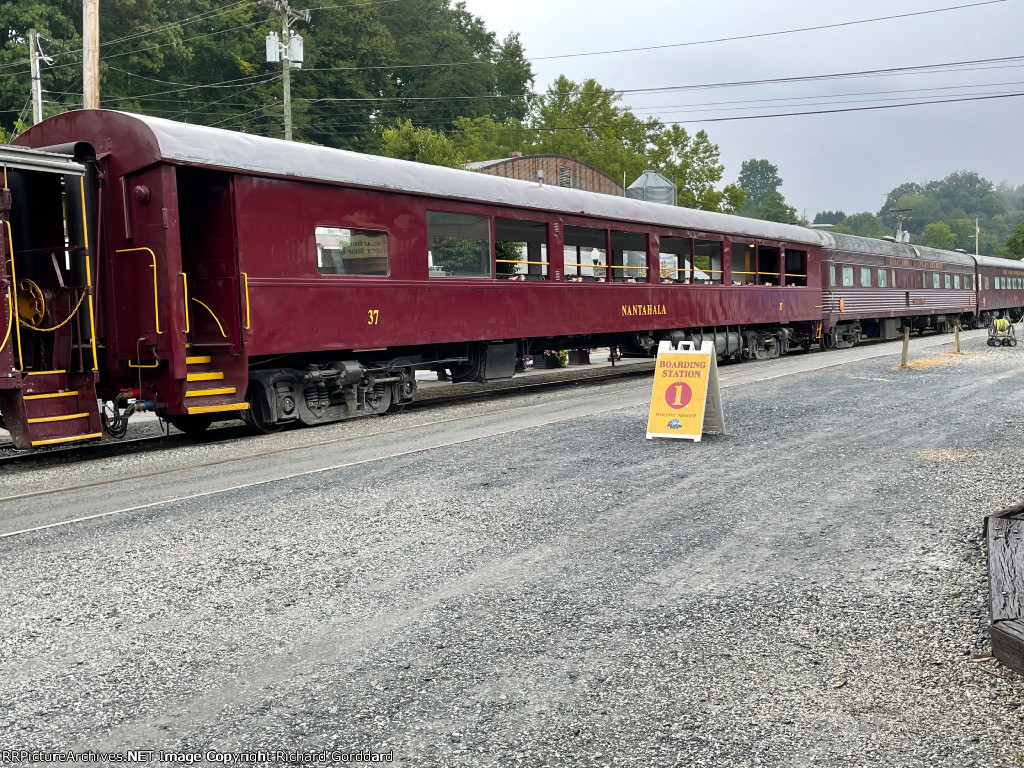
[813,172,1024,258]
[0,0,1021,257]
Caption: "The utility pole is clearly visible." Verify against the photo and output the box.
[889,208,913,243]
[261,0,309,141]
[975,217,980,256]
[28,29,42,124]
[83,0,100,109]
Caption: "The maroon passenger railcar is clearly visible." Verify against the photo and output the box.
[975,255,1024,323]
[819,233,977,347]
[1,110,826,445]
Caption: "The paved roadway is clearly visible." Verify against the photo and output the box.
[1,328,1022,768]
[0,329,988,538]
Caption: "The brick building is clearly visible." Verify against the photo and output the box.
[465,153,624,196]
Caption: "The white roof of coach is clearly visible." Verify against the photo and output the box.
[110,111,823,246]
[818,231,977,267]
[975,254,1024,271]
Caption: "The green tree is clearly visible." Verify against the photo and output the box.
[832,212,889,238]
[450,115,530,162]
[530,76,656,184]
[649,124,745,213]
[998,220,1024,259]
[921,221,956,250]
[373,0,533,128]
[737,159,782,209]
[378,119,464,167]
[748,191,797,224]
[813,210,846,225]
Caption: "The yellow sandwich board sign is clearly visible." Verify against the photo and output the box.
[646,340,726,441]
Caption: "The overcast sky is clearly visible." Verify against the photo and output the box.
[459,0,1024,219]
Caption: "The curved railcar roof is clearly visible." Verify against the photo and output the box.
[18,110,823,246]
[818,231,976,267]
[975,254,1024,271]
[0,143,85,175]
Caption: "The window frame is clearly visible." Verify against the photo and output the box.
[315,225,390,277]
[426,210,493,279]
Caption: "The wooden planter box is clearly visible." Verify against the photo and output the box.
[986,504,1024,674]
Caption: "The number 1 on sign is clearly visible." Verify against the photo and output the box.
[665,381,692,409]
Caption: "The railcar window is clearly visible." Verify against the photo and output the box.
[427,212,491,278]
[933,273,940,289]
[315,227,389,276]
[877,268,887,288]
[659,236,692,283]
[922,273,928,289]
[944,274,951,289]
[954,274,961,289]
[610,230,648,282]
[829,265,836,287]
[984,276,989,289]
[494,217,548,279]
[784,249,807,286]
[841,266,853,287]
[756,245,780,285]
[860,267,871,287]
[694,240,723,284]
[563,225,607,281]
[732,244,756,285]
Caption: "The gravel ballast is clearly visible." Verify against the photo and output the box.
[0,337,1022,767]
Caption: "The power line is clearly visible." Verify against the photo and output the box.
[290,90,1024,136]
[299,55,1024,105]
[531,0,1008,62]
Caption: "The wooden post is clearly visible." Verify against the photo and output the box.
[901,326,909,368]
[83,0,100,109]
[954,324,961,355]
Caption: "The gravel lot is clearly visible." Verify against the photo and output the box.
[1,336,1022,767]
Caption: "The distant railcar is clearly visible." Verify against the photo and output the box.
[975,255,1024,323]
[819,234,978,347]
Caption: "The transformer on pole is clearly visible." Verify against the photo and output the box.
[260,0,309,141]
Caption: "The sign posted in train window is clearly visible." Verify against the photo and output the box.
[646,340,726,441]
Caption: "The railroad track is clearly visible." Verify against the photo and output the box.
[0,361,656,471]
[0,328,986,540]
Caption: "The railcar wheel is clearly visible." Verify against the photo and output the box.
[243,388,283,434]
[167,414,214,435]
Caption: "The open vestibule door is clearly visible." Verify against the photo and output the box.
[172,167,249,423]
[0,147,102,449]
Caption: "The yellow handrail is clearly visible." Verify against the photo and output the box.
[79,177,99,370]
[241,271,250,330]
[495,259,550,266]
[5,220,24,370]
[0,286,12,355]
[180,272,190,333]
[115,247,162,335]
[190,297,227,338]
